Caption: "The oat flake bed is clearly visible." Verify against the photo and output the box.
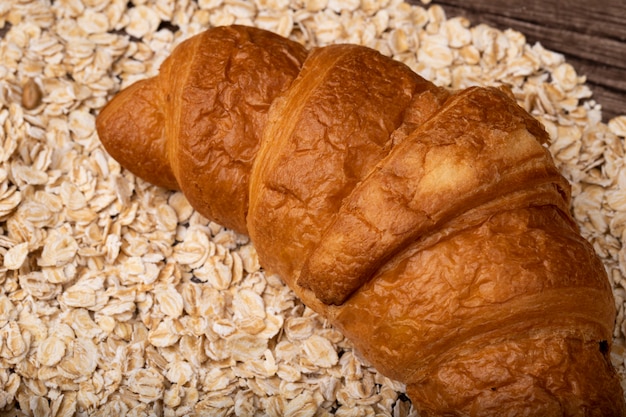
[0,0,625,416]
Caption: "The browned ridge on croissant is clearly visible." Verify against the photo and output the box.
[96,25,625,417]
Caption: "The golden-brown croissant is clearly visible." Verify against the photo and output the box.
[96,25,625,416]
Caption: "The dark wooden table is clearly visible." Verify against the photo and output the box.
[422,0,626,122]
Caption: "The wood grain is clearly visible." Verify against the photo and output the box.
[423,0,626,121]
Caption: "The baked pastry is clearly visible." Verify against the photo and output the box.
[96,25,625,416]
[96,25,308,233]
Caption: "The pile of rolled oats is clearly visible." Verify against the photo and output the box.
[0,0,625,415]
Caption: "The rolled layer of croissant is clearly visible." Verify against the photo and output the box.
[97,25,308,233]
[96,25,625,416]
[295,88,568,305]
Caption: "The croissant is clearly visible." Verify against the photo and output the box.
[96,25,625,416]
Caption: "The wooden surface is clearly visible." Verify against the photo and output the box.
[423,0,626,122]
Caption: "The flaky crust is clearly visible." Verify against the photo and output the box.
[96,25,625,416]
[97,25,308,233]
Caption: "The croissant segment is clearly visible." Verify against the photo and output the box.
[295,87,569,305]
[97,25,308,233]
[95,77,176,189]
[96,25,625,416]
